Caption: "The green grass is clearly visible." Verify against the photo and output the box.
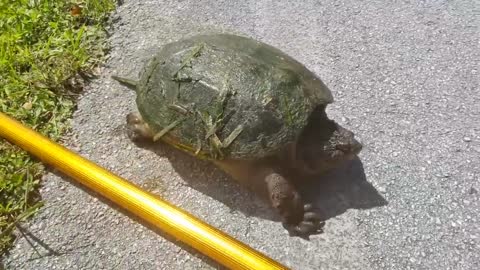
[0,0,115,254]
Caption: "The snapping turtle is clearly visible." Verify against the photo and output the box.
[113,33,362,236]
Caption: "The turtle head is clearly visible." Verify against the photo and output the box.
[293,106,362,176]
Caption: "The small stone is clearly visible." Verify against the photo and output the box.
[22,101,33,110]
[463,137,471,142]
[435,217,441,225]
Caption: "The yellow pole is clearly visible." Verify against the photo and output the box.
[0,112,288,270]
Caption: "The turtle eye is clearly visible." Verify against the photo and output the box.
[329,149,341,158]
[336,143,352,153]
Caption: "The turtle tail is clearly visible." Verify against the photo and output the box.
[111,75,138,91]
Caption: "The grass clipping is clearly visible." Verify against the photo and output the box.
[0,0,115,255]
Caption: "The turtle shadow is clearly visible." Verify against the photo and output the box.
[131,139,388,225]
[133,140,279,221]
[298,157,388,220]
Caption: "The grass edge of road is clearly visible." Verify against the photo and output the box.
[0,0,116,255]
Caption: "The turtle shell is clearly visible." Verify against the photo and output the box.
[135,33,333,160]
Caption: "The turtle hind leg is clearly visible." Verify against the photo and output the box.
[126,112,154,142]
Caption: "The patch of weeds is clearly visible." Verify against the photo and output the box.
[0,0,115,255]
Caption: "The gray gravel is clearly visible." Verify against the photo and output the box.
[3,0,479,269]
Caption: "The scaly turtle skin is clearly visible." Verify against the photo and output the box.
[113,33,362,237]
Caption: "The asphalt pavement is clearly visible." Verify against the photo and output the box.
[4,0,479,269]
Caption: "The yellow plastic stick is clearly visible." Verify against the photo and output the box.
[0,112,288,270]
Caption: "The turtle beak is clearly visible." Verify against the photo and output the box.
[351,138,363,155]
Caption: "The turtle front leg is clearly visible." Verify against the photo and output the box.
[265,172,324,237]
[126,112,154,142]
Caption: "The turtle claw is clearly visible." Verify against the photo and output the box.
[283,204,325,237]
[295,221,317,234]
[303,211,322,222]
[304,203,314,212]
